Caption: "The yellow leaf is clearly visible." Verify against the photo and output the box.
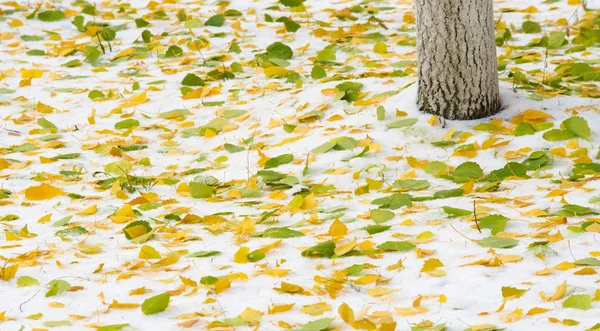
[269,190,287,200]
[367,287,393,297]
[262,268,290,277]
[36,101,55,114]
[0,264,18,281]
[554,261,576,270]
[215,278,230,294]
[334,239,357,256]
[20,68,44,79]
[36,214,52,224]
[338,303,355,323]
[522,109,553,123]
[328,219,348,237]
[501,308,523,323]
[77,205,97,215]
[120,91,148,108]
[461,179,475,194]
[108,300,140,309]
[129,287,147,295]
[421,258,444,273]
[112,47,135,61]
[470,325,498,331]
[276,282,304,294]
[527,307,550,316]
[353,274,379,285]
[0,158,9,171]
[373,42,387,54]
[24,183,65,200]
[540,281,566,302]
[151,255,179,267]
[394,307,428,316]
[268,303,295,314]
[264,66,289,78]
[300,302,331,316]
[234,247,249,264]
[139,245,161,259]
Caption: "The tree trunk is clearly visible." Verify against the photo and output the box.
[415,0,500,120]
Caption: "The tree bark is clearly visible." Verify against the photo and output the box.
[415,0,500,120]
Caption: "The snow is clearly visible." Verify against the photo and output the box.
[0,0,599,330]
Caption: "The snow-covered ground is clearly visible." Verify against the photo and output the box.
[0,0,599,330]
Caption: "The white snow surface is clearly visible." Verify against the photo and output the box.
[0,0,599,330]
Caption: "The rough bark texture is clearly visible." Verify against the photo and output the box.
[415,0,500,120]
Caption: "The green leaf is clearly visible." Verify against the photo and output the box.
[301,241,336,258]
[522,21,541,33]
[479,214,509,235]
[311,66,326,79]
[335,81,363,102]
[141,292,170,315]
[547,31,566,49]
[453,162,483,179]
[362,225,391,235]
[266,42,293,60]
[45,279,70,297]
[184,18,202,28]
[181,73,205,86]
[393,179,429,190]
[114,119,140,130]
[254,227,304,238]
[44,321,72,327]
[433,188,464,199]
[38,10,65,22]
[514,122,535,136]
[97,324,130,331]
[142,30,153,43]
[333,137,357,150]
[478,236,518,248]
[377,241,416,252]
[370,209,395,223]
[311,141,336,154]
[265,154,294,169]
[189,182,215,198]
[376,106,386,120]
[135,18,150,28]
[222,109,246,118]
[443,206,472,217]
[188,250,220,258]
[55,226,89,237]
[387,118,418,129]
[160,109,190,119]
[123,221,152,240]
[17,276,40,287]
[51,153,80,160]
[205,14,225,27]
[562,294,592,310]
[224,143,245,153]
[63,59,82,67]
[165,45,183,57]
[52,215,73,227]
[487,162,529,181]
[573,257,600,266]
[563,116,591,141]
[316,47,336,62]
[88,90,105,99]
[291,318,334,331]
[280,0,305,7]
[371,193,412,209]
[0,88,16,94]
[38,117,57,129]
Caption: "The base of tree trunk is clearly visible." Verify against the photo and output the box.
[415,0,500,120]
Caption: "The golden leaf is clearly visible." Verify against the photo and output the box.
[24,183,64,200]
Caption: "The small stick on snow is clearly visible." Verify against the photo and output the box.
[473,200,481,233]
